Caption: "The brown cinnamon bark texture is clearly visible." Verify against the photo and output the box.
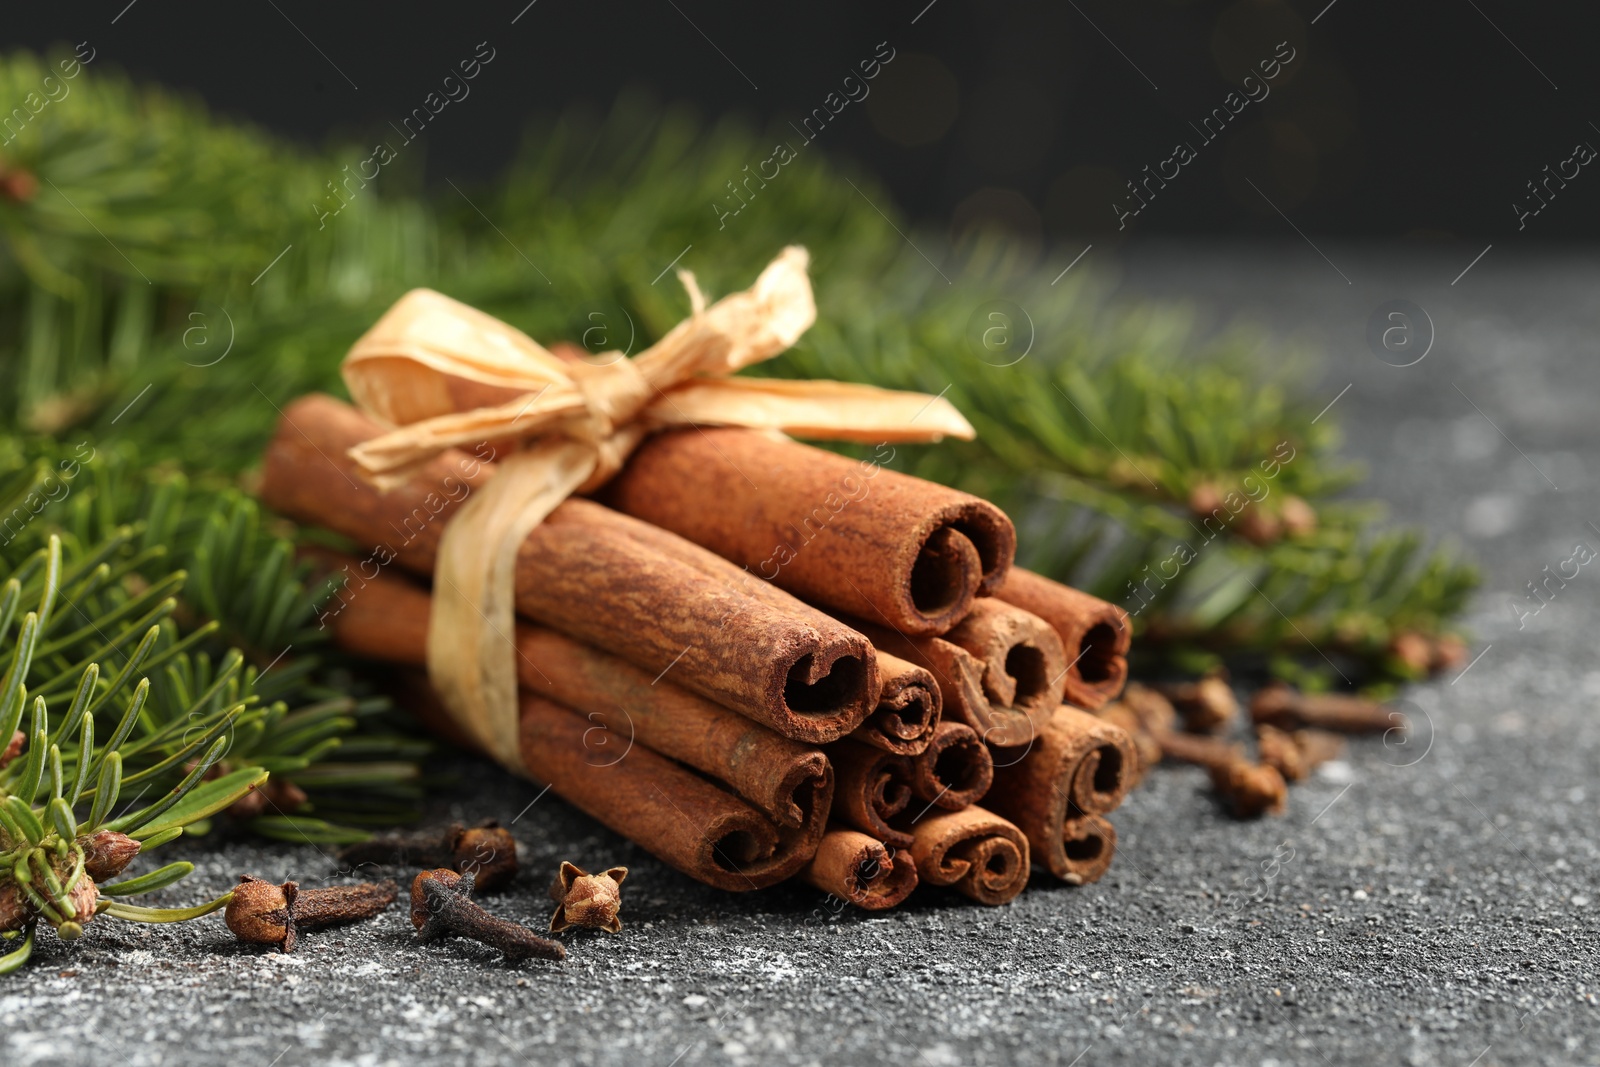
[908,721,993,811]
[986,707,1134,883]
[994,568,1130,709]
[1056,813,1117,885]
[1089,701,1157,788]
[801,829,918,911]
[603,428,1016,636]
[259,395,878,744]
[517,692,824,891]
[906,806,1030,906]
[321,563,832,829]
[860,599,1066,748]
[848,652,941,756]
[824,741,915,849]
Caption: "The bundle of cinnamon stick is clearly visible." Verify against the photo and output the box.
[260,395,1139,910]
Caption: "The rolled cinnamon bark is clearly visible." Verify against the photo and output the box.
[1089,701,1156,788]
[1056,813,1117,885]
[824,741,915,849]
[801,829,918,911]
[986,707,1135,883]
[321,562,831,829]
[906,806,1030,906]
[260,395,878,744]
[908,721,992,811]
[994,568,1130,709]
[518,692,823,891]
[860,600,1065,748]
[848,652,941,756]
[603,428,1016,636]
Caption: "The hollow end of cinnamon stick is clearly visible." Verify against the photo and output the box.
[603,428,1016,636]
[994,568,1130,710]
[850,652,941,756]
[825,740,916,849]
[517,692,827,891]
[907,805,1030,906]
[1057,812,1117,886]
[909,721,993,811]
[803,829,918,911]
[987,706,1131,883]
[873,599,1065,749]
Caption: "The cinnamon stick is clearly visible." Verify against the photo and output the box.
[848,652,941,756]
[906,806,1030,906]
[603,428,1016,636]
[1250,683,1403,735]
[986,707,1135,883]
[907,721,992,811]
[1089,701,1157,787]
[259,395,879,744]
[860,599,1066,749]
[824,741,915,849]
[321,562,831,829]
[1056,813,1117,885]
[994,567,1130,709]
[517,692,823,890]
[801,829,918,911]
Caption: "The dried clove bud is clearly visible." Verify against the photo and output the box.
[1209,759,1288,819]
[224,875,396,952]
[0,730,23,770]
[1251,683,1402,734]
[1430,634,1468,673]
[0,882,31,933]
[411,868,564,962]
[548,862,627,933]
[1,851,99,937]
[339,821,518,892]
[1388,632,1434,676]
[79,830,142,882]
[1256,724,1346,782]
[1156,731,1286,819]
[0,166,38,203]
[1154,674,1238,734]
[226,777,311,821]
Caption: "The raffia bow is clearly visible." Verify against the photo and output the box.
[340,247,974,769]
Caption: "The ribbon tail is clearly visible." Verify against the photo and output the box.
[646,378,977,443]
[427,440,600,770]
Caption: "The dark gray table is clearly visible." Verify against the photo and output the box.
[4,246,1594,1067]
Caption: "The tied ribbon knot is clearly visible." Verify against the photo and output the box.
[340,247,974,769]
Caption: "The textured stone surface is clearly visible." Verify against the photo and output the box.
[3,248,1596,1066]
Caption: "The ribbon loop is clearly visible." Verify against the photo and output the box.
[339,247,978,771]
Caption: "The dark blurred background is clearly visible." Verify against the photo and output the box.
[7,0,1597,248]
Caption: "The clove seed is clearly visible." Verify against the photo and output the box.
[548,862,627,933]
[411,868,564,962]
[225,875,397,952]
